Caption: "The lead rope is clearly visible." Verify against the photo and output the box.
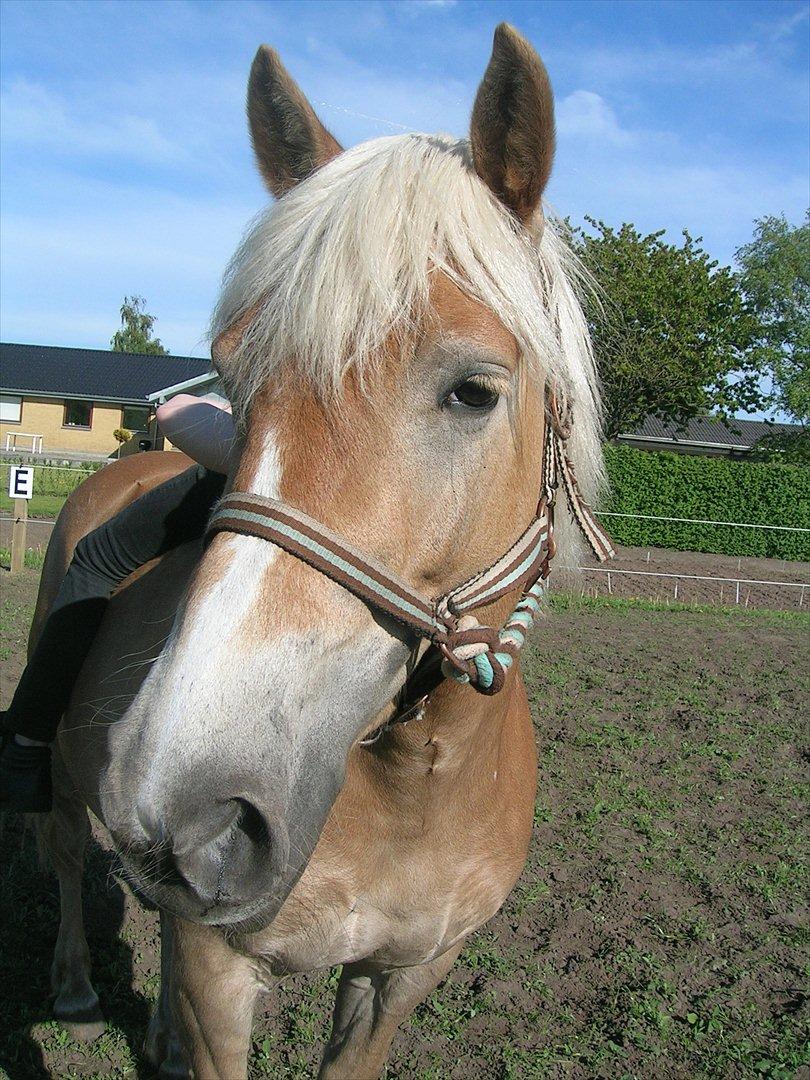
[436,577,548,694]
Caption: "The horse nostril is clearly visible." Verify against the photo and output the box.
[233,797,271,849]
[123,787,288,912]
[135,800,164,842]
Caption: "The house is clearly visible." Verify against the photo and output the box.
[146,369,222,406]
[616,415,799,459]
[0,343,211,456]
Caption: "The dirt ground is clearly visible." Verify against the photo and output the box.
[0,567,808,1080]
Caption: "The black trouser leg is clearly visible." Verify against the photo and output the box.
[3,465,226,743]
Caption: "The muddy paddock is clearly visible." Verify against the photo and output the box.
[1,567,807,1079]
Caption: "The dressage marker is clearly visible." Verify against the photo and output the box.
[8,464,33,574]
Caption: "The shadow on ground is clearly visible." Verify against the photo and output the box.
[0,816,159,1079]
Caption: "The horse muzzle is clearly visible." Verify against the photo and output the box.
[112,786,292,925]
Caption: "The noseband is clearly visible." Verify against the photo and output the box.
[206,389,613,723]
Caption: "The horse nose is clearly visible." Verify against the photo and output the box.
[138,794,289,910]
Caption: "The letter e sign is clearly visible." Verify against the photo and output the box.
[9,465,34,499]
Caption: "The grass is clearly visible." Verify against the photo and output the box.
[0,568,37,666]
[0,573,807,1079]
[548,590,810,623]
[0,546,48,570]
[0,460,103,520]
[0,492,71,518]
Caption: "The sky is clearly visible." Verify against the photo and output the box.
[1,0,808,361]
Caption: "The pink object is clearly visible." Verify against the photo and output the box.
[156,394,235,474]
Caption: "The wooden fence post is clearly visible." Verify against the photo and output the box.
[10,497,27,574]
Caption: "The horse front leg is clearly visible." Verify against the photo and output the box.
[38,745,105,1041]
[169,917,258,1079]
[318,941,465,1080]
[144,910,190,1078]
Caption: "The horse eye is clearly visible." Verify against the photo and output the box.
[447,379,500,411]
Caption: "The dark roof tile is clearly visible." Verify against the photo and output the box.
[623,414,797,449]
[1,343,211,404]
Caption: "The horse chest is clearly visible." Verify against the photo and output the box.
[244,847,508,976]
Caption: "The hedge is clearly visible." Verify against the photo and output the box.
[602,445,810,561]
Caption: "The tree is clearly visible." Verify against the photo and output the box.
[736,212,809,462]
[571,219,764,440]
[110,296,169,355]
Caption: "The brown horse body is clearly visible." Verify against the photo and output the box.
[35,25,603,1078]
[42,436,537,1079]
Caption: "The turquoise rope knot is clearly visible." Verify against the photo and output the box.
[441,578,547,695]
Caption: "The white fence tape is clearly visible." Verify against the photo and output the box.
[580,566,808,606]
[3,469,808,609]
[600,511,809,533]
[1,464,103,474]
[581,566,808,589]
[0,516,54,527]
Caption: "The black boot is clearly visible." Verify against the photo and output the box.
[0,729,52,812]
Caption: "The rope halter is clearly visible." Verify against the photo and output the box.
[206,388,614,702]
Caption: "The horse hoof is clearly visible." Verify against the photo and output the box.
[158,1060,190,1080]
[145,1023,189,1078]
[58,1016,107,1042]
[149,1038,190,1079]
[54,998,106,1043]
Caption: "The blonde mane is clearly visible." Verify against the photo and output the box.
[211,132,605,563]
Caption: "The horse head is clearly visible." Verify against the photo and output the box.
[100,25,602,928]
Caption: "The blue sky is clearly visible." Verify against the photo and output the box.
[1,0,808,360]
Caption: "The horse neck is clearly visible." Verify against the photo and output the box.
[366,672,524,793]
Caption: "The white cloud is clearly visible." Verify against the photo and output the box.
[549,143,808,267]
[1,0,806,359]
[401,0,458,9]
[557,90,635,147]
[0,65,253,184]
[1,79,180,165]
[295,36,470,140]
[0,172,258,355]
[759,5,810,44]
[557,32,808,127]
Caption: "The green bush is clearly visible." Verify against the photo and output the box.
[602,445,810,560]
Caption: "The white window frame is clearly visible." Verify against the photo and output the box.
[0,394,22,423]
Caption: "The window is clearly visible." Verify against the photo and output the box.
[121,405,150,432]
[63,400,93,428]
[0,394,22,423]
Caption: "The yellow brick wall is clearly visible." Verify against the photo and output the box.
[0,397,124,454]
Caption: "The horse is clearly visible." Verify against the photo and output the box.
[33,24,607,1078]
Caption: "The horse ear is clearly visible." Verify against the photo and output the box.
[247,45,343,198]
[470,24,555,227]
